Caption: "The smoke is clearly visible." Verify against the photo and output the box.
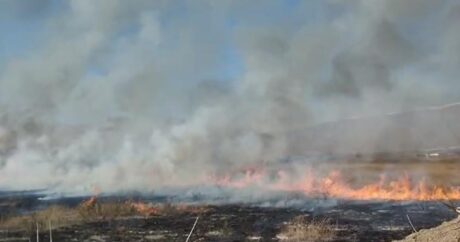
[0,0,459,194]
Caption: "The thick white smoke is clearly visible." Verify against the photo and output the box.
[0,0,460,194]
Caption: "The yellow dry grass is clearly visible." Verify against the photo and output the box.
[0,205,80,235]
[0,200,208,234]
[277,215,336,242]
[0,202,138,233]
[77,201,138,221]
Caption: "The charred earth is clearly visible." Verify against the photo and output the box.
[0,192,457,242]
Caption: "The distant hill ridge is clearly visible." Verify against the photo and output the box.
[289,102,460,155]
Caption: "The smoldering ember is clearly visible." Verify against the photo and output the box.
[1,1,460,242]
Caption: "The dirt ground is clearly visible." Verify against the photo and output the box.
[395,216,460,242]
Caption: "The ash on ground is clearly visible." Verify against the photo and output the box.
[0,192,457,242]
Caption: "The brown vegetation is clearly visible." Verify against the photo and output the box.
[76,200,139,221]
[277,215,336,242]
[0,197,209,236]
[0,205,80,235]
[396,216,460,242]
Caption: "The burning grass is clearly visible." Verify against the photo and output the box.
[213,168,460,201]
[77,200,139,221]
[277,215,336,242]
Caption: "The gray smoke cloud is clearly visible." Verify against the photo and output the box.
[0,0,459,194]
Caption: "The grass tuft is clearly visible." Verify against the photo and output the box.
[277,215,336,242]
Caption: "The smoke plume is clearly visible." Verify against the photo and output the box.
[0,0,460,194]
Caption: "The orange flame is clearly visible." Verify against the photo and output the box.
[212,169,460,201]
[81,196,97,208]
[80,185,101,208]
[130,202,158,216]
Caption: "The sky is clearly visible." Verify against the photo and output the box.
[1,0,460,193]
[1,0,459,121]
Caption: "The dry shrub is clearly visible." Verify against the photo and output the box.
[133,202,209,216]
[0,199,209,234]
[77,201,138,221]
[0,202,137,233]
[0,205,80,235]
[174,204,210,214]
[277,215,336,242]
[158,203,179,215]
